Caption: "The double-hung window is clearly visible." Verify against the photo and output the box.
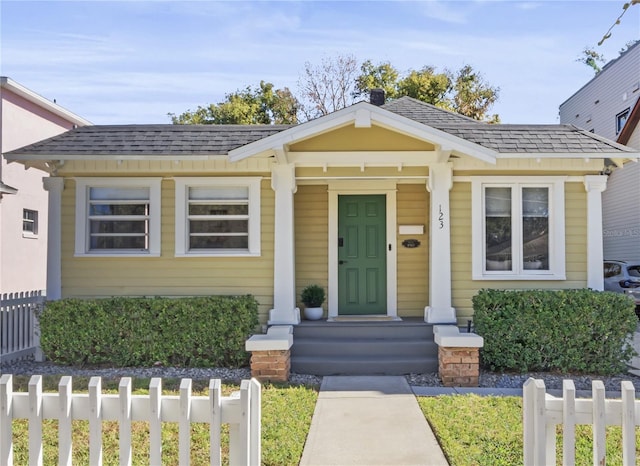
[471,177,565,280]
[75,178,161,256]
[175,177,261,256]
[22,209,38,236]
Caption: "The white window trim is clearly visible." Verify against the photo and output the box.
[471,176,566,280]
[175,177,261,257]
[75,177,162,257]
[22,208,38,238]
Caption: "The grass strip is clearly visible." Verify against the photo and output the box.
[418,394,640,465]
[6,375,318,466]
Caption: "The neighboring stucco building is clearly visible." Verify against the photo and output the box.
[559,41,640,262]
[0,77,91,294]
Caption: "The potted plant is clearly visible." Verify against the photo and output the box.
[301,284,325,320]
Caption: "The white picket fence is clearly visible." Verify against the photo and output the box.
[0,374,261,466]
[0,290,45,364]
[524,377,640,466]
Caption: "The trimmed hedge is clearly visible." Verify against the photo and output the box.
[39,296,259,368]
[473,289,637,375]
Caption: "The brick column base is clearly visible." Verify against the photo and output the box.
[250,349,291,382]
[438,346,480,387]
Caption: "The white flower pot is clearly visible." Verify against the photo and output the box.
[304,306,323,320]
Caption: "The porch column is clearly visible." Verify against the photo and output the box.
[425,163,456,323]
[43,177,63,301]
[584,175,607,291]
[268,164,300,325]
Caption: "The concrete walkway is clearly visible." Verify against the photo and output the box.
[299,376,449,466]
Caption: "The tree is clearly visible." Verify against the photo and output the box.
[169,81,299,125]
[354,61,500,122]
[451,65,500,122]
[577,47,607,73]
[297,54,359,120]
[397,67,452,106]
[353,60,400,101]
[171,57,500,124]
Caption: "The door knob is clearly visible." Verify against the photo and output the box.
[339,260,348,264]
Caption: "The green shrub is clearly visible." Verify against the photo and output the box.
[472,289,637,375]
[39,295,259,367]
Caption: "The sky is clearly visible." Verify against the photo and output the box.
[1,0,639,125]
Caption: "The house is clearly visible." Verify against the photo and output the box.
[559,41,640,262]
[0,77,91,294]
[5,94,639,326]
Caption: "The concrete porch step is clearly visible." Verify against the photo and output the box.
[292,337,437,357]
[291,355,438,376]
[290,318,438,376]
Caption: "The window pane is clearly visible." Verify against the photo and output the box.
[485,187,511,216]
[522,188,549,270]
[189,186,248,200]
[190,236,249,249]
[188,204,248,216]
[485,187,512,271]
[91,220,147,234]
[90,187,149,200]
[190,220,248,234]
[90,236,147,250]
[23,209,37,233]
[90,203,148,216]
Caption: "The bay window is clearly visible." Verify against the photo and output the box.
[472,178,565,280]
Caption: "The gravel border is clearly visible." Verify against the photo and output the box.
[3,359,640,392]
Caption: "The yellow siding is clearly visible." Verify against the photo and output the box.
[294,185,329,306]
[61,178,275,322]
[58,158,273,175]
[450,181,589,324]
[289,125,435,152]
[396,184,429,316]
[453,157,605,174]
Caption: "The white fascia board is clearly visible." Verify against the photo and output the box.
[1,77,92,126]
[229,101,499,165]
[228,104,372,162]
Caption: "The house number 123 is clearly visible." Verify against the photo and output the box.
[438,205,445,229]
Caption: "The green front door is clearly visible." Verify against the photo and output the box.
[338,195,387,315]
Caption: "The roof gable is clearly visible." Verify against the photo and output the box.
[289,124,435,152]
[228,100,498,164]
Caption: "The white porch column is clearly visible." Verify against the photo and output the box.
[268,164,300,325]
[425,163,457,323]
[43,177,63,301]
[584,175,607,291]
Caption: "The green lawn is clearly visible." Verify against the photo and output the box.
[7,376,318,466]
[418,394,640,466]
[7,376,640,465]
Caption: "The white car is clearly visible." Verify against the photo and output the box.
[604,260,640,313]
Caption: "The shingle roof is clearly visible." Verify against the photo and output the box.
[8,124,291,156]
[384,97,634,154]
[5,98,635,159]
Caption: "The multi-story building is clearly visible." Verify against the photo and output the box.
[560,41,640,262]
[1,77,90,294]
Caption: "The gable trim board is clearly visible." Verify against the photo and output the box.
[5,97,638,325]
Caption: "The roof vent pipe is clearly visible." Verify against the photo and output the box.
[370,88,385,106]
